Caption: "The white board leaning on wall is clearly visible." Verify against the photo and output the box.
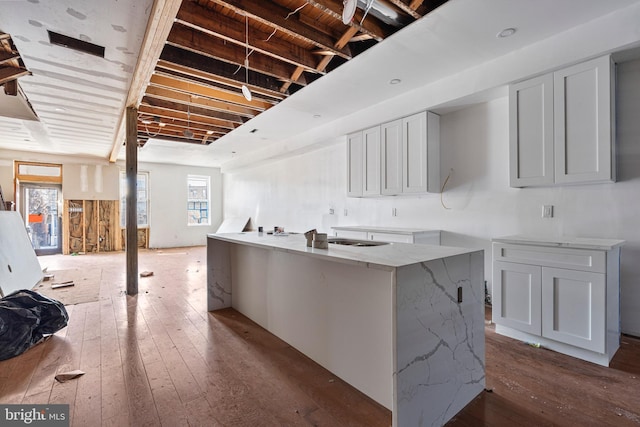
[0,211,43,297]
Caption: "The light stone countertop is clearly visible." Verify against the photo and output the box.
[208,232,480,271]
[492,234,625,251]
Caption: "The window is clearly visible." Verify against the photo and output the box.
[119,171,149,228]
[187,175,210,226]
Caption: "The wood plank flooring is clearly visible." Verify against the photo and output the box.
[0,246,639,426]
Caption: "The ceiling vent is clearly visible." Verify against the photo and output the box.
[47,30,105,58]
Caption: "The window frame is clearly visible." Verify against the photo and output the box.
[187,175,211,226]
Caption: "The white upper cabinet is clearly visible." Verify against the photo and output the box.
[347,131,363,197]
[347,111,440,197]
[554,56,614,184]
[402,111,440,194]
[362,126,381,196]
[509,74,554,187]
[509,55,615,187]
[380,119,403,195]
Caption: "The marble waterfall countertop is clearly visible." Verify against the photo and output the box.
[208,231,477,271]
[492,234,625,251]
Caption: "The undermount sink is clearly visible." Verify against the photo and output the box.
[327,237,389,247]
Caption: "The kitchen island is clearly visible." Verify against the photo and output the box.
[207,232,485,426]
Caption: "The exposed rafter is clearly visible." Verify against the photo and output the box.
[108,0,448,151]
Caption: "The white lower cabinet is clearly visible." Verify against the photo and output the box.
[492,237,623,366]
[541,267,605,353]
[333,227,440,245]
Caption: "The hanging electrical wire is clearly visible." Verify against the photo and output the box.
[440,169,453,210]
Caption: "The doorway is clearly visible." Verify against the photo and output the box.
[21,184,62,255]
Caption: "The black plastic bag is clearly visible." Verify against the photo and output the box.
[0,289,69,361]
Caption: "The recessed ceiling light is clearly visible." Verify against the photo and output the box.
[497,27,517,38]
[313,114,321,119]
[390,78,401,85]
[55,107,65,112]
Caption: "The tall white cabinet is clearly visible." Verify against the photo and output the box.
[492,235,624,366]
[510,55,615,187]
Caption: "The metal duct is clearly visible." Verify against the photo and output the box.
[356,0,412,27]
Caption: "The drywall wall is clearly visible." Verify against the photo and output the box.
[222,59,640,336]
[139,162,222,248]
[63,163,120,200]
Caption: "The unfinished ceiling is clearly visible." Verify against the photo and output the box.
[2,0,640,169]
[133,0,448,148]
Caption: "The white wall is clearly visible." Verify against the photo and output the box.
[140,162,222,248]
[223,59,640,336]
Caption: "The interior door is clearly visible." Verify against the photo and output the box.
[21,184,62,256]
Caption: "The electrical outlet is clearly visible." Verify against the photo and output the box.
[542,205,554,218]
[329,208,335,215]
[392,207,397,217]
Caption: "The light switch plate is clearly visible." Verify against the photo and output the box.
[542,205,554,218]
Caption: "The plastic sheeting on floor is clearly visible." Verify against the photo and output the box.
[0,289,68,361]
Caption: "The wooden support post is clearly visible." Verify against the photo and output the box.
[126,106,138,295]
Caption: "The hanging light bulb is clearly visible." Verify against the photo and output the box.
[342,0,357,24]
[241,14,252,102]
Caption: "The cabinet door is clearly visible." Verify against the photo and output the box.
[380,119,403,195]
[541,267,605,352]
[362,126,381,196]
[554,55,614,184]
[492,261,542,335]
[347,132,363,197]
[509,74,554,187]
[402,112,428,193]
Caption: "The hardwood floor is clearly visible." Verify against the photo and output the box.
[1,246,639,426]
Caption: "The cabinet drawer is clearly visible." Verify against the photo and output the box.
[334,230,368,240]
[368,232,413,244]
[493,243,605,273]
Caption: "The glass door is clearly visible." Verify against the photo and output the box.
[22,184,62,255]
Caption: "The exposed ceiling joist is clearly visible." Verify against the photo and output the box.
[110,0,447,151]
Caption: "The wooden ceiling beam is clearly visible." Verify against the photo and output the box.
[109,0,183,162]
[138,120,227,137]
[144,89,251,123]
[0,66,29,85]
[159,45,288,96]
[176,1,323,74]
[3,79,18,96]
[409,0,426,10]
[144,83,262,118]
[167,24,308,86]
[141,97,245,126]
[210,0,354,59]
[138,103,237,130]
[155,59,286,102]
[386,0,421,19]
[149,73,273,111]
[0,51,20,65]
[302,0,388,41]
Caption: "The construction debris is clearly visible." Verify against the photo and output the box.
[54,370,85,383]
[140,271,154,277]
[51,281,74,289]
